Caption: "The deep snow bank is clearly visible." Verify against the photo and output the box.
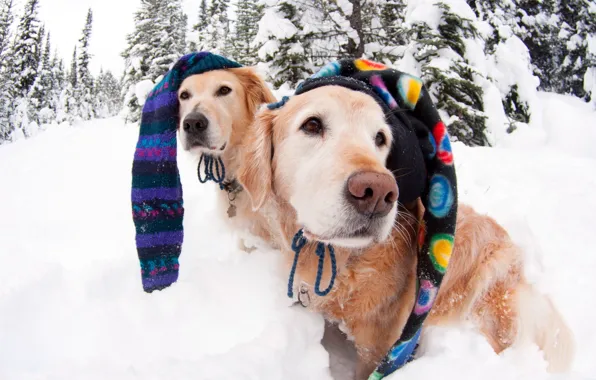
[0,92,595,380]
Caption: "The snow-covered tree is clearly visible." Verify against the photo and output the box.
[402,2,490,146]
[255,1,313,89]
[467,0,538,132]
[0,0,14,67]
[148,0,187,79]
[232,0,263,64]
[49,51,66,117]
[2,0,44,138]
[555,0,596,102]
[193,0,210,51]
[9,0,42,97]
[29,32,54,124]
[0,0,15,142]
[75,8,95,120]
[68,46,77,87]
[513,0,560,92]
[206,0,232,55]
[121,0,189,123]
[379,0,406,42]
[57,47,79,124]
[372,0,407,61]
[95,69,121,118]
[77,9,94,90]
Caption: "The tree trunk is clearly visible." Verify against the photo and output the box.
[347,0,364,57]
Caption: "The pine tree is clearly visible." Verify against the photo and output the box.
[193,0,210,51]
[379,0,406,44]
[95,69,121,118]
[9,0,42,97]
[58,47,78,123]
[206,0,232,55]
[283,1,403,65]
[364,0,406,62]
[293,1,359,64]
[94,68,110,117]
[556,0,596,102]
[4,0,44,138]
[467,0,536,132]
[122,0,188,123]
[149,0,187,80]
[52,52,65,91]
[76,8,94,120]
[121,0,156,121]
[0,0,15,142]
[233,0,263,64]
[29,31,54,124]
[513,0,560,91]
[405,3,490,146]
[255,1,313,89]
[69,46,77,87]
[0,0,14,68]
[50,51,66,119]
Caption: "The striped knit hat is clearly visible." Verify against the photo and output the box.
[131,52,242,293]
[285,59,458,379]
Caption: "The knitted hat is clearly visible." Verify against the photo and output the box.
[131,52,242,293]
[284,59,458,379]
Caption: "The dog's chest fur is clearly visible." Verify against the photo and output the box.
[289,219,419,357]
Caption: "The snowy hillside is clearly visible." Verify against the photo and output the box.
[0,92,595,380]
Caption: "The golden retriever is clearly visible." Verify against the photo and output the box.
[236,85,575,379]
[176,67,277,241]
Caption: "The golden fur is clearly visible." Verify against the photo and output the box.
[236,86,575,379]
[177,67,277,242]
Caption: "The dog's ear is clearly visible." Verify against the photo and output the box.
[231,67,277,116]
[238,107,276,211]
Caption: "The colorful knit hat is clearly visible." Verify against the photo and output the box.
[131,52,242,293]
[280,59,458,379]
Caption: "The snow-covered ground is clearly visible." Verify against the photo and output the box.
[0,92,595,380]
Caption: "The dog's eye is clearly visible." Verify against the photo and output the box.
[300,117,324,136]
[375,131,387,147]
[180,91,190,100]
[216,86,232,96]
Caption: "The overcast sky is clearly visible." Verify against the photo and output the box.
[30,0,199,76]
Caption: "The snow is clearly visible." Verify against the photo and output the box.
[487,35,543,140]
[0,119,330,380]
[405,1,443,30]
[585,67,596,106]
[1,93,596,380]
[499,92,596,158]
[135,80,155,107]
[254,7,298,44]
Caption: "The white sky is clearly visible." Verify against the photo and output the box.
[30,0,199,76]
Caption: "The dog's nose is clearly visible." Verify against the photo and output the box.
[346,171,398,217]
[183,112,209,136]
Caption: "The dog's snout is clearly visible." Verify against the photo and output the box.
[346,171,398,218]
[183,112,209,135]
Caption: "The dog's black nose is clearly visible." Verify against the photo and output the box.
[183,112,209,136]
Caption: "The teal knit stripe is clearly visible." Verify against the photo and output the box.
[134,217,183,235]
[139,120,177,136]
[133,174,180,189]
